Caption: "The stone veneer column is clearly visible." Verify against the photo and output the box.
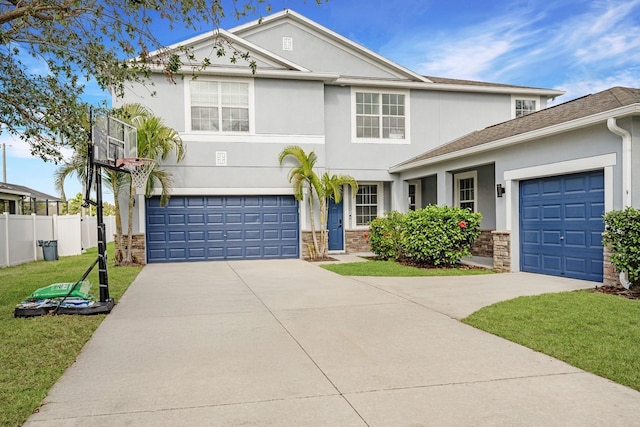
[114,233,146,265]
[603,246,623,288]
[492,230,511,272]
[471,230,494,258]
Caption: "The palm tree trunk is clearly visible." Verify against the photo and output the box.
[319,196,328,258]
[125,181,135,264]
[308,184,320,259]
[110,171,125,266]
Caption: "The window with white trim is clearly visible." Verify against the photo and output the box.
[355,184,378,225]
[355,90,407,140]
[190,80,249,132]
[512,96,539,118]
[455,171,477,212]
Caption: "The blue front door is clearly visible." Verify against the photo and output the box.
[328,199,344,251]
[519,170,604,282]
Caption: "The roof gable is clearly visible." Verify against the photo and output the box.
[147,28,310,72]
[229,9,431,83]
[392,87,640,171]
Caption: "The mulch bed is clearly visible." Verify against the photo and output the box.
[594,286,640,300]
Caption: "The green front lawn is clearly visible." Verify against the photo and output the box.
[464,290,640,391]
[0,244,142,427]
[322,259,496,276]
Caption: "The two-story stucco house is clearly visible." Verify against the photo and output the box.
[115,10,568,267]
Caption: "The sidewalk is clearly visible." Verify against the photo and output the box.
[26,260,640,426]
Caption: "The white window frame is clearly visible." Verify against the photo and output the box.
[408,180,422,211]
[351,88,410,144]
[511,95,539,119]
[454,171,477,212]
[350,182,383,228]
[185,77,255,133]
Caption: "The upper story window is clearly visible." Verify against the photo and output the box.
[512,96,539,119]
[190,80,249,132]
[454,171,477,212]
[353,89,409,143]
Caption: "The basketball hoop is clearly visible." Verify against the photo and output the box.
[117,158,156,189]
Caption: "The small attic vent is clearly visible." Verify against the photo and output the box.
[282,36,293,51]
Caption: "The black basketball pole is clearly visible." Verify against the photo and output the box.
[85,107,110,303]
[95,165,110,302]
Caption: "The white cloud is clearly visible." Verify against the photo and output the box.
[380,0,640,100]
[553,69,640,104]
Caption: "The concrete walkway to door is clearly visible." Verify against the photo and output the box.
[26,260,640,426]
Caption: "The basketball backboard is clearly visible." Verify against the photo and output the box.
[92,114,137,169]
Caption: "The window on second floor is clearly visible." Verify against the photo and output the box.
[190,80,250,132]
[354,90,409,142]
[512,96,538,118]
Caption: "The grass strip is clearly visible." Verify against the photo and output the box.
[464,290,640,391]
[0,243,142,426]
[321,259,496,276]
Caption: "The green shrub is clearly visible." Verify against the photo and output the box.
[603,207,640,287]
[369,211,405,260]
[403,205,482,266]
[368,206,482,266]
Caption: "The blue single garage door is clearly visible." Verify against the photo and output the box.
[146,195,299,262]
[520,170,604,282]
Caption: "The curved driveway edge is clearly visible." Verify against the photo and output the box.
[26,260,640,426]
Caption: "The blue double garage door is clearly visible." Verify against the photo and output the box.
[146,195,299,262]
[520,170,604,282]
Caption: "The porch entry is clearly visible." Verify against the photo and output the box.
[328,199,344,251]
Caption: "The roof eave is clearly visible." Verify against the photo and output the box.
[389,103,640,173]
[139,28,310,72]
[333,78,564,96]
[145,64,340,82]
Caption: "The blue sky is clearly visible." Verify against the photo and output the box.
[4,0,640,203]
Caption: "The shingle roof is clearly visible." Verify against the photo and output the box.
[424,76,547,91]
[393,86,640,170]
[0,182,62,201]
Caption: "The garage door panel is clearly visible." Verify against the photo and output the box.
[168,231,186,242]
[542,230,561,245]
[146,195,299,262]
[520,170,603,282]
[244,213,261,223]
[244,230,261,240]
[148,231,167,242]
[168,214,186,225]
[542,180,562,195]
[522,253,540,270]
[565,203,586,219]
[542,255,562,273]
[564,230,587,247]
[281,212,298,223]
[281,245,298,257]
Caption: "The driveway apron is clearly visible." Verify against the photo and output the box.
[26,260,640,426]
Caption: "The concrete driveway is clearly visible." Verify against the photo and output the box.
[26,260,640,426]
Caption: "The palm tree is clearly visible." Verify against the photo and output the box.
[115,105,185,264]
[278,146,322,258]
[319,172,358,258]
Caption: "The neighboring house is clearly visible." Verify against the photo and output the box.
[0,182,63,215]
[391,87,640,284]
[114,9,563,265]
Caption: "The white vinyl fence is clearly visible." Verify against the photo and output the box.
[0,213,116,268]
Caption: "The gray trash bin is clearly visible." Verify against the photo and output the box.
[38,240,59,261]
